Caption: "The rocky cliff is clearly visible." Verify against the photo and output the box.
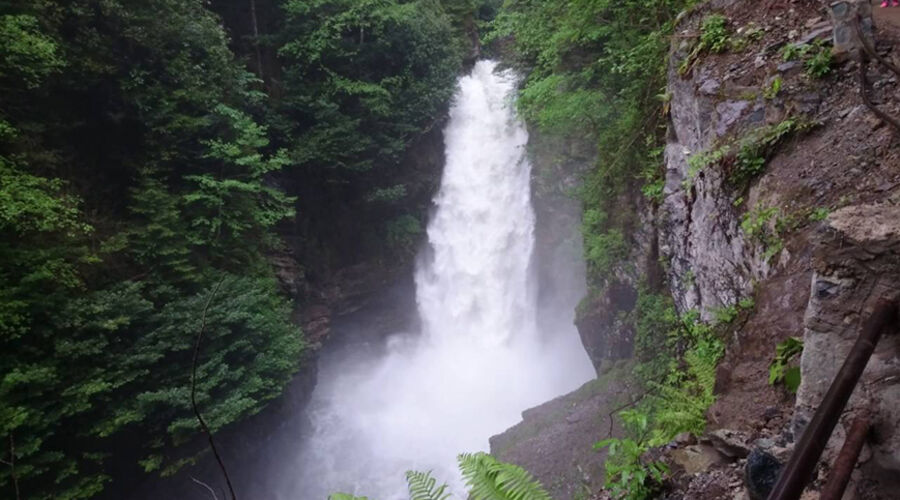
[494,1,900,498]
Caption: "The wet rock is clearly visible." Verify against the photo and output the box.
[699,78,721,95]
[777,60,802,73]
[797,25,833,46]
[716,100,750,136]
[745,449,782,500]
[707,429,752,458]
[490,361,639,500]
[671,444,728,475]
[661,49,764,318]
[673,432,698,447]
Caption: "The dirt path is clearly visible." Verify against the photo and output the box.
[872,0,900,30]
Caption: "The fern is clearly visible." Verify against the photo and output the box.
[329,494,369,500]
[458,452,552,500]
[648,334,724,445]
[406,470,451,500]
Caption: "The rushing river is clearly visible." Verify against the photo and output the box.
[277,61,594,499]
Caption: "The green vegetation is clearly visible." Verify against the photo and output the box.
[686,118,813,191]
[741,204,786,261]
[809,206,831,222]
[781,40,834,78]
[769,337,803,393]
[679,14,731,75]
[459,452,552,500]
[764,76,783,100]
[489,0,702,288]
[406,470,451,500]
[332,453,553,500]
[582,209,628,279]
[741,201,836,261]
[1,0,483,497]
[595,410,668,500]
[710,296,755,324]
[596,287,746,498]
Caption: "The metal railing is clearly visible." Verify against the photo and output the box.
[766,298,898,500]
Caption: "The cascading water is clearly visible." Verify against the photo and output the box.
[285,60,594,499]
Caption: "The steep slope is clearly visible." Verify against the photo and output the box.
[492,1,900,498]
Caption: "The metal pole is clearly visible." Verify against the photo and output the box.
[766,298,897,500]
[820,414,870,500]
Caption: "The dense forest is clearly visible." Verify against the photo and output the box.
[0,0,495,497]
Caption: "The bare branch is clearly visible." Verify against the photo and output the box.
[190,277,238,500]
[7,434,20,500]
[191,476,221,500]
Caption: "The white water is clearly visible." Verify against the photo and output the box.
[287,61,594,499]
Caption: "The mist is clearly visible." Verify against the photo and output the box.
[271,61,595,499]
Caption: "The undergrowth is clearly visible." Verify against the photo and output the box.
[741,202,829,262]
[596,287,751,499]
[781,39,834,78]
[769,337,803,393]
[679,14,731,75]
[685,118,815,191]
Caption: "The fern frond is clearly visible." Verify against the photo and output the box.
[328,494,369,500]
[458,452,552,500]
[406,470,451,500]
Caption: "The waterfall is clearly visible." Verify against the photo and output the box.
[285,60,594,499]
[416,60,538,347]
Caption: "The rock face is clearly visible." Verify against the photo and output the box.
[489,362,639,500]
[660,37,772,318]
[795,204,900,480]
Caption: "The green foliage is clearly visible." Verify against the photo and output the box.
[582,208,628,278]
[406,470,451,500]
[781,44,803,62]
[459,452,552,500]
[709,296,755,325]
[769,337,803,393]
[808,206,830,222]
[679,14,731,75]
[0,14,64,89]
[684,146,725,189]
[700,15,730,53]
[731,119,810,187]
[386,214,424,255]
[491,0,699,284]
[687,118,812,191]
[601,287,730,498]
[366,184,408,203]
[275,0,463,261]
[0,1,307,497]
[648,329,723,443]
[805,44,834,78]
[764,76,783,100]
[595,410,667,500]
[741,204,787,261]
[781,40,833,78]
[337,454,553,500]
[742,202,830,261]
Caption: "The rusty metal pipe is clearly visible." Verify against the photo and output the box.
[819,415,870,500]
[766,298,897,500]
